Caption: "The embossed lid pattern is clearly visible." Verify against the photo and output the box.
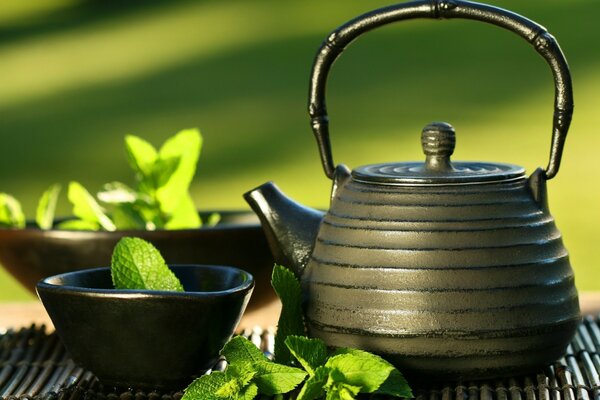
[352,122,525,185]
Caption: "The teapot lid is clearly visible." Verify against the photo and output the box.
[352,122,525,185]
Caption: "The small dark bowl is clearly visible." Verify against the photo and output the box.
[0,210,274,311]
[36,265,254,389]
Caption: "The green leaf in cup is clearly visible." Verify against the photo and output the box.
[111,237,184,291]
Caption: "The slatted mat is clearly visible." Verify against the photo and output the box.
[2,318,600,400]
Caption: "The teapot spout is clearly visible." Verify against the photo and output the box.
[244,182,324,278]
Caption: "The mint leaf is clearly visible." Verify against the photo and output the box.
[333,348,412,397]
[135,200,163,230]
[183,363,257,400]
[124,134,158,177]
[187,335,306,399]
[252,360,307,395]
[97,182,154,229]
[215,375,246,398]
[297,365,329,400]
[227,362,257,387]
[237,382,258,400]
[375,369,413,398]
[221,337,305,397]
[56,219,100,230]
[111,204,147,230]
[271,265,305,365]
[97,182,138,204]
[325,352,394,393]
[156,128,202,215]
[152,156,181,190]
[36,184,61,230]
[111,237,184,291]
[326,381,361,400]
[0,193,25,228]
[222,336,268,364]
[68,181,116,231]
[215,365,258,399]
[164,192,201,229]
[182,371,232,400]
[285,335,328,376]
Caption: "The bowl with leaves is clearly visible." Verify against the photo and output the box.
[38,238,413,398]
[0,129,274,311]
[37,238,255,389]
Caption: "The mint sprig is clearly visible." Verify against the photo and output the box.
[110,237,184,291]
[182,336,307,400]
[0,128,212,231]
[179,264,411,400]
[273,265,413,400]
[286,336,411,400]
[118,128,202,230]
[272,264,305,365]
[183,265,412,400]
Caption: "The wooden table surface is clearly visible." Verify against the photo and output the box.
[2,293,600,331]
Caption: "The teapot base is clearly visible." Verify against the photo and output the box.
[384,342,567,382]
[309,317,580,381]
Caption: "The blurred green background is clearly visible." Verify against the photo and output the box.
[0,0,598,300]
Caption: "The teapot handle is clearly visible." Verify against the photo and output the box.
[309,0,573,180]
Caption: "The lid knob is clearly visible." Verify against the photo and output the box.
[421,122,456,172]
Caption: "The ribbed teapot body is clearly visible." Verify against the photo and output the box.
[304,177,580,379]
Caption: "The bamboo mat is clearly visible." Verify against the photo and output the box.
[2,317,600,400]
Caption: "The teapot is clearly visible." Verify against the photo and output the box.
[245,0,580,379]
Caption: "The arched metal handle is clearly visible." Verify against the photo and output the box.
[308,0,573,180]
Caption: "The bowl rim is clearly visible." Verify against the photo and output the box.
[36,264,255,298]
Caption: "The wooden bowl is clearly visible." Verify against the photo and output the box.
[0,210,274,311]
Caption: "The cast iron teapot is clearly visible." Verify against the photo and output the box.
[245,0,580,379]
